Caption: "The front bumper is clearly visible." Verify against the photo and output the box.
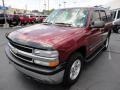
[5,46,65,84]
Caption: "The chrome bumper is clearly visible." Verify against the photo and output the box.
[5,46,65,84]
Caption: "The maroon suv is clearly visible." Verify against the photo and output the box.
[26,14,36,24]
[5,7,112,86]
[19,14,29,25]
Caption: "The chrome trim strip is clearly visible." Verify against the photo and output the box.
[10,49,33,63]
[10,41,33,50]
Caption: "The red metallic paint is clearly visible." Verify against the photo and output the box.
[8,7,112,64]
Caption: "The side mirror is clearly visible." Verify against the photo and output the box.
[113,19,120,26]
[91,21,105,28]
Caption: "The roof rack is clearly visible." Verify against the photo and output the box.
[94,5,110,10]
[94,5,105,8]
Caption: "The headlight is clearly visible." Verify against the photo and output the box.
[34,49,59,58]
[34,49,59,67]
[34,60,59,67]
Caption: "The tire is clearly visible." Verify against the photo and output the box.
[11,17,20,26]
[23,22,27,25]
[12,21,19,26]
[63,52,84,86]
[113,26,119,33]
[19,21,22,26]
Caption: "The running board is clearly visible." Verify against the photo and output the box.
[85,45,105,62]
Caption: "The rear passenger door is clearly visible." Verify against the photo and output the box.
[99,10,109,43]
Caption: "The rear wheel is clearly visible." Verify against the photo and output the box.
[12,20,19,26]
[63,52,83,86]
[118,29,120,33]
[23,22,27,25]
[113,26,120,33]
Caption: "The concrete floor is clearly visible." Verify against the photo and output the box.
[0,27,120,90]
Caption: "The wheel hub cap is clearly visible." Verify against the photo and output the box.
[70,59,81,80]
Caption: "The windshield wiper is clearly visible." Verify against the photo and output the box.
[55,22,72,27]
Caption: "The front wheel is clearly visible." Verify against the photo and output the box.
[63,53,83,86]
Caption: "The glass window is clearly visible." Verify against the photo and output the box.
[106,12,112,21]
[117,10,120,19]
[73,10,88,27]
[111,11,116,19]
[100,11,107,22]
[44,8,88,27]
[92,11,100,21]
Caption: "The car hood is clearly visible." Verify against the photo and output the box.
[8,24,84,49]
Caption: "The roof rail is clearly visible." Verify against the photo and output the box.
[94,5,105,8]
[94,5,109,10]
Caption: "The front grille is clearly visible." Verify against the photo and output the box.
[9,41,33,63]
[10,49,33,62]
[16,53,32,61]
[10,42,32,53]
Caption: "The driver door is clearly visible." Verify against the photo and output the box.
[87,10,102,56]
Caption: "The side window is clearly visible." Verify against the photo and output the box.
[92,11,100,21]
[105,11,112,22]
[111,11,116,19]
[100,11,107,22]
[117,10,120,19]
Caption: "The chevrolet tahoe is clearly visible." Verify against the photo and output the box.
[5,7,112,86]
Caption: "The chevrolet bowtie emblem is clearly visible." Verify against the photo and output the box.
[12,48,18,54]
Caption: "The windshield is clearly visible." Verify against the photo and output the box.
[44,8,88,27]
